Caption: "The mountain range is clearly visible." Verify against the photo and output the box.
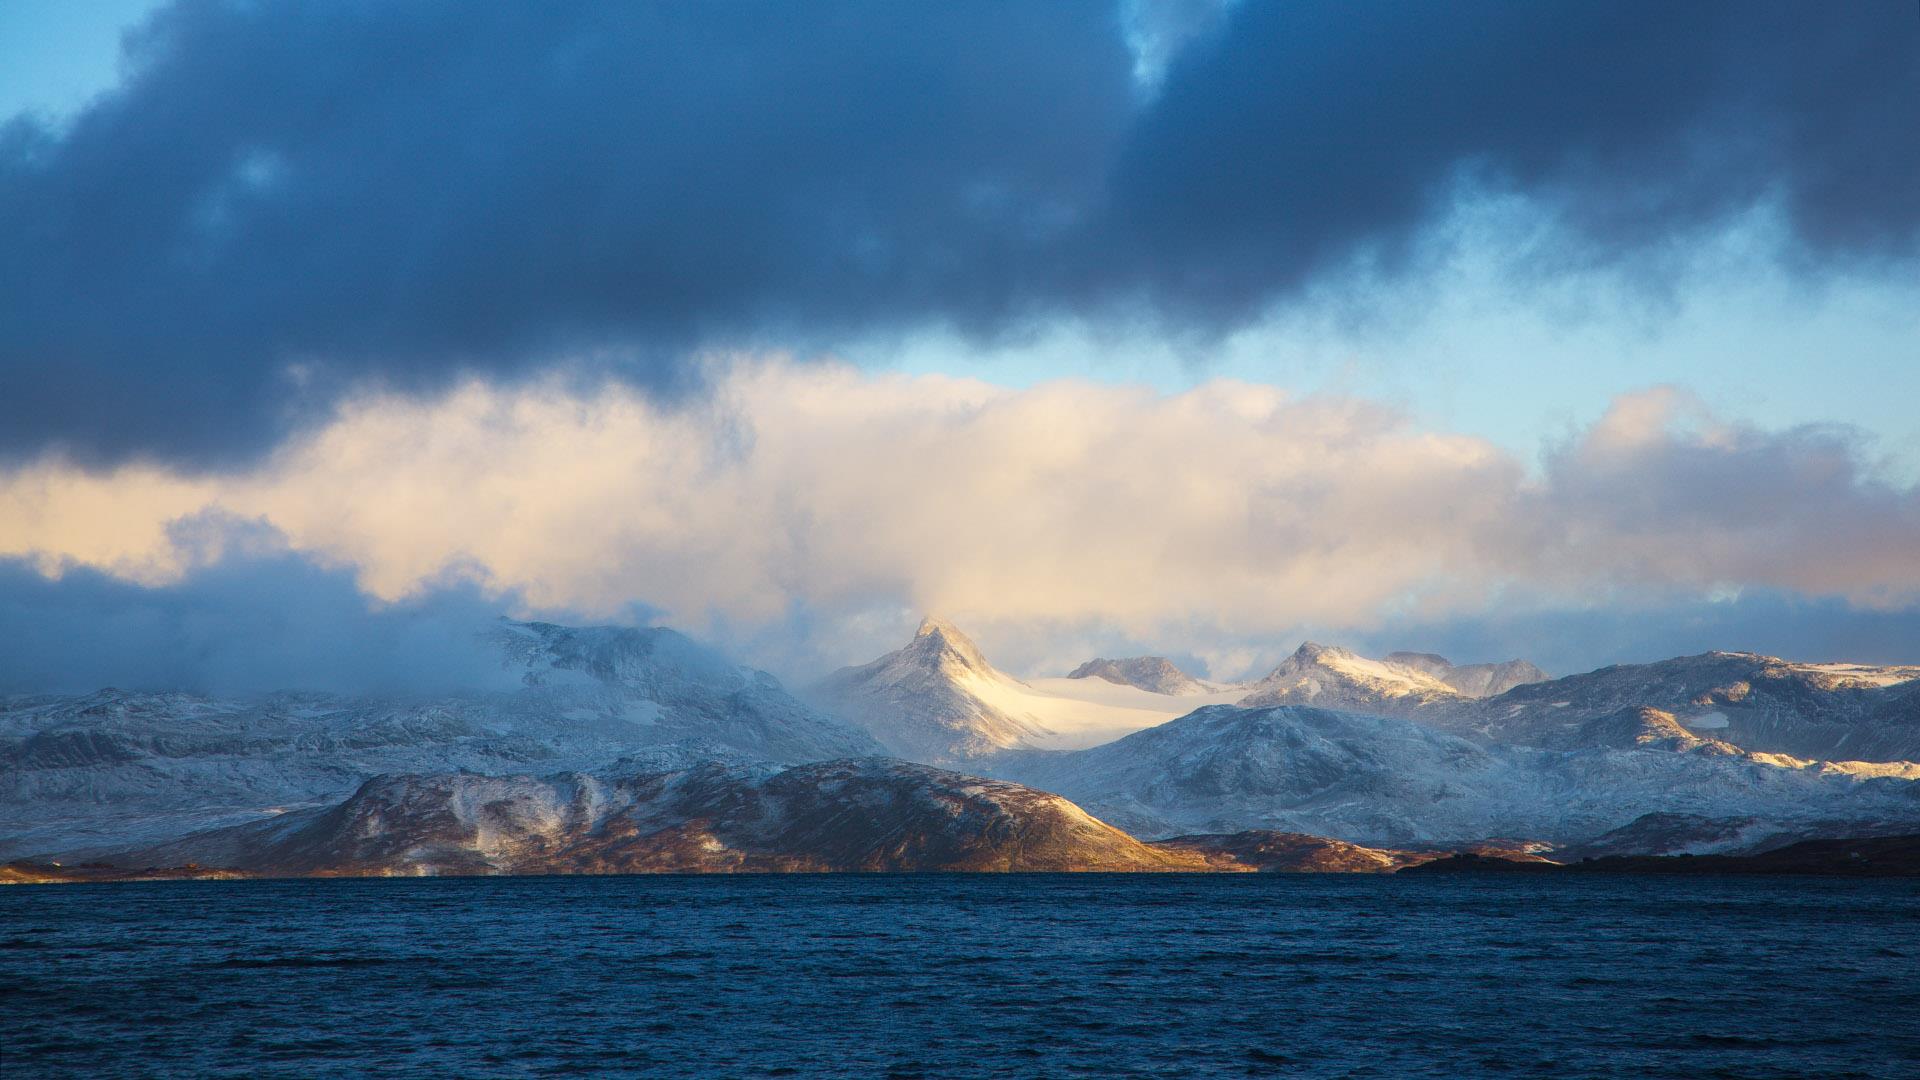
[3,614,1917,877]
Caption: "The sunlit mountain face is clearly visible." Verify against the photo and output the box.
[4,5,1918,1077]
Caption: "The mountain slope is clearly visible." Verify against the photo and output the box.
[1426,652,1920,761]
[117,759,1209,875]
[0,620,880,858]
[990,704,1920,845]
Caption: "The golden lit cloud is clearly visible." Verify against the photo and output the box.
[4,359,1916,646]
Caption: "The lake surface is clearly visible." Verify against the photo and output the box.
[3,874,1917,1078]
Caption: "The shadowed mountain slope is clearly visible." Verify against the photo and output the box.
[0,620,880,858]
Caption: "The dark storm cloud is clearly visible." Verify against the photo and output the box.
[1098,1,1920,321]
[1,0,1135,464]
[2,1,1913,465]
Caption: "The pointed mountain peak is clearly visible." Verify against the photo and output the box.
[916,614,967,641]
[812,616,1045,763]
[909,615,991,667]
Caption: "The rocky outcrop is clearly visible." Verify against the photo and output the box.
[0,861,244,885]
[1544,706,1741,754]
[1150,830,1441,872]
[1405,835,1920,877]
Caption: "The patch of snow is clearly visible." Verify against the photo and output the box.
[1315,650,1448,696]
[1818,760,1920,780]
[967,674,1247,750]
[1789,662,1920,688]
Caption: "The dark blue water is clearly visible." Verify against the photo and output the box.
[3,874,1918,1078]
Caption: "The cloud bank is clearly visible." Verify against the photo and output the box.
[5,360,1917,679]
[3,0,1914,464]
[0,526,517,696]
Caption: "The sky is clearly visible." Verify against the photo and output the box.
[1,1,1916,690]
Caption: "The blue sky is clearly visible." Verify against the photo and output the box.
[870,219,1920,477]
[0,0,158,121]
[1,2,1916,683]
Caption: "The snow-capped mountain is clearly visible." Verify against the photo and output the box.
[1065,657,1218,695]
[1382,652,1549,698]
[989,704,1920,845]
[1425,652,1920,762]
[0,620,880,858]
[809,618,1243,762]
[1230,644,1546,711]
[1235,642,1470,713]
[117,758,1206,875]
[810,617,1050,762]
